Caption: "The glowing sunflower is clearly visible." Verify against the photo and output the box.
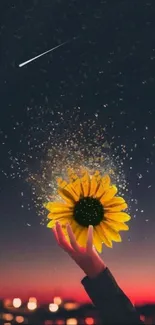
[44,168,131,252]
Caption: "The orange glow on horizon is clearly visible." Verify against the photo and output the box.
[1,277,155,305]
[1,289,155,305]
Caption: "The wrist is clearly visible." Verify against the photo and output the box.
[85,255,106,279]
[87,263,106,279]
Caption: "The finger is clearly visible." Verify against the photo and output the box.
[67,223,80,251]
[56,222,73,253]
[86,225,93,253]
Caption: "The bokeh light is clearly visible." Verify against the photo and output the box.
[85,317,94,325]
[56,320,65,325]
[66,318,77,325]
[15,316,24,323]
[49,303,59,312]
[3,299,12,308]
[64,302,79,310]
[28,297,37,303]
[3,314,13,321]
[53,297,62,305]
[12,298,22,308]
[27,301,37,311]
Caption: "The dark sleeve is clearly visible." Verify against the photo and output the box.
[81,268,143,324]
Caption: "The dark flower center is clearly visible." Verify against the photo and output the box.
[73,197,104,227]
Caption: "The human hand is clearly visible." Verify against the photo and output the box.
[53,222,106,279]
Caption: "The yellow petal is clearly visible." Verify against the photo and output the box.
[58,184,79,204]
[94,170,101,182]
[105,211,131,222]
[104,202,128,212]
[100,185,118,205]
[93,229,102,253]
[44,202,73,213]
[58,188,75,205]
[95,224,112,248]
[51,207,73,214]
[47,218,70,228]
[77,228,88,247]
[80,171,90,197]
[89,175,99,197]
[105,219,129,231]
[79,167,86,176]
[67,168,78,182]
[101,221,122,242]
[94,183,105,199]
[44,202,67,208]
[57,178,68,188]
[47,220,56,228]
[95,175,111,199]
[105,196,126,207]
[72,179,82,198]
[102,174,111,187]
[47,211,73,220]
[66,184,80,201]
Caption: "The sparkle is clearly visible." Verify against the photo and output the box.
[1,108,130,225]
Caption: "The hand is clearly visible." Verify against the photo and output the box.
[53,222,106,279]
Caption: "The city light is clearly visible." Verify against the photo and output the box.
[1,296,151,325]
[28,297,37,303]
[56,320,65,325]
[15,316,24,323]
[27,301,37,311]
[3,314,13,321]
[49,303,59,312]
[53,296,62,305]
[12,298,22,308]
[85,317,94,325]
[66,318,77,325]
[3,299,12,308]
[63,302,79,310]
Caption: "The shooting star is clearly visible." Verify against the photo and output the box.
[19,40,70,68]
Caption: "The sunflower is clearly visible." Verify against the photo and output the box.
[44,168,131,253]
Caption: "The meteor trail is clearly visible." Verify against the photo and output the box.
[19,40,70,68]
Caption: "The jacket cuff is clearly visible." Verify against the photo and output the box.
[81,267,121,299]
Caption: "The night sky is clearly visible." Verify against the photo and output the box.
[0,0,155,304]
